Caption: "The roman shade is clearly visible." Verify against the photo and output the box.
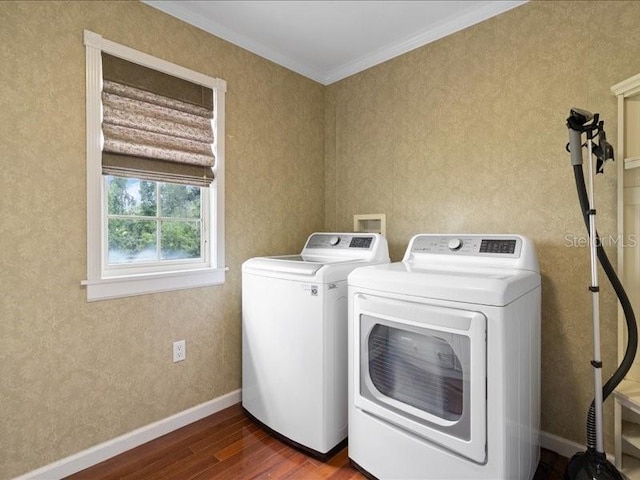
[101,54,215,187]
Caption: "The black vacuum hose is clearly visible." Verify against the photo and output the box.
[573,164,638,450]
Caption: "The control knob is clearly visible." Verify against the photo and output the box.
[329,235,341,246]
[448,238,463,251]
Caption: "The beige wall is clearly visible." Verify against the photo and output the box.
[3,0,640,478]
[325,0,640,452]
[0,2,324,478]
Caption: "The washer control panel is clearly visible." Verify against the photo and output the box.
[306,233,375,250]
[410,235,522,258]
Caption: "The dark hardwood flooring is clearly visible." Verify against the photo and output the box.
[66,403,567,479]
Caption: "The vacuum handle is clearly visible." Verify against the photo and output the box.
[568,128,584,166]
[570,107,594,126]
[566,108,595,166]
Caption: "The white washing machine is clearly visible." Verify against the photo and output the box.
[348,234,541,479]
[242,232,389,459]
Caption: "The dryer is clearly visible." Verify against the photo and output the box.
[348,234,541,479]
[242,232,389,459]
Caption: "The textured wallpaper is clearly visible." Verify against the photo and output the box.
[325,0,640,454]
[3,0,640,478]
[0,2,323,478]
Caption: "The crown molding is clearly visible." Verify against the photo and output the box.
[143,1,527,86]
[323,1,528,84]
[142,0,327,83]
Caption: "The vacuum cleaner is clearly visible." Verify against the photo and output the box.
[565,108,638,480]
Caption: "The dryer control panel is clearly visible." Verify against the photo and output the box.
[409,235,523,258]
[403,234,538,272]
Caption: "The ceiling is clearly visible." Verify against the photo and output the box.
[143,0,527,85]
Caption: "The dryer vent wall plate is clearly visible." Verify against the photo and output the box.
[354,214,386,236]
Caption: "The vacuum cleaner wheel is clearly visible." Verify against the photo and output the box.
[564,450,623,480]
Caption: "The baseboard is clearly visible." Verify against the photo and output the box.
[539,430,615,463]
[14,408,609,480]
[540,430,584,459]
[13,389,241,480]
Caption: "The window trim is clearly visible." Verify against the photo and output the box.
[82,30,226,301]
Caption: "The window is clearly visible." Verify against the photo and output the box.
[106,177,202,265]
[82,31,226,301]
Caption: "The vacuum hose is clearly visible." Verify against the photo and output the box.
[572,164,638,450]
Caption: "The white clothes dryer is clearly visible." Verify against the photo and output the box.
[242,232,390,459]
[348,234,541,479]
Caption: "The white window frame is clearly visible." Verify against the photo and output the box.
[82,30,226,301]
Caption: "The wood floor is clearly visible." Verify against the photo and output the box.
[67,403,567,480]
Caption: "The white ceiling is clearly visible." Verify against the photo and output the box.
[143,0,527,85]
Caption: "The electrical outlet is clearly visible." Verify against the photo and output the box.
[173,340,186,363]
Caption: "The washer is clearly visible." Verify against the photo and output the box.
[242,232,389,459]
[348,234,541,479]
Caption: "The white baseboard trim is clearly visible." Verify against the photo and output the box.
[14,408,611,480]
[540,430,615,463]
[540,430,584,459]
[13,389,242,480]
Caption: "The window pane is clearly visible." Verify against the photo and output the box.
[108,219,157,263]
[161,221,201,260]
[107,176,157,216]
[160,183,200,218]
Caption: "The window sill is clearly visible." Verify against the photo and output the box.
[81,267,227,301]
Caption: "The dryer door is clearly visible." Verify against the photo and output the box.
[353,293,487,464]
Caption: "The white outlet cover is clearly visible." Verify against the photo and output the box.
[173,340,186,362]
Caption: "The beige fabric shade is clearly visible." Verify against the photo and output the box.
[101,54,215,187]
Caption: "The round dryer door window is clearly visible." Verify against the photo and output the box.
[367,324,465,425]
